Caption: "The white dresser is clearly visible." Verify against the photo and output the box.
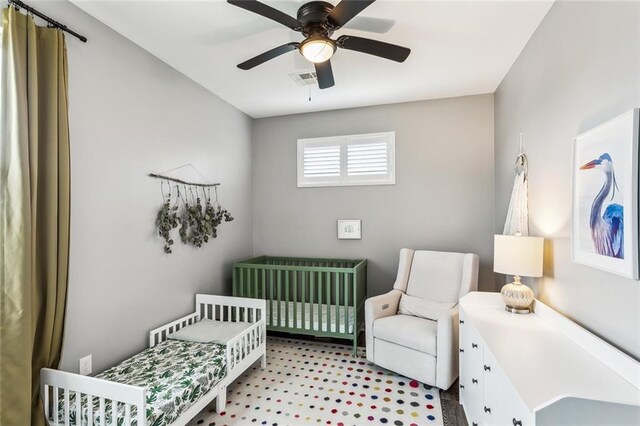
[459,292,640,426]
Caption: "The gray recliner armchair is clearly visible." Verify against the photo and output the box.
[365,248,479,390]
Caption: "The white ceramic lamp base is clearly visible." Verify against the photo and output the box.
[501,275,534,314]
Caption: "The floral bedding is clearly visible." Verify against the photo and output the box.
[57,339,226,426]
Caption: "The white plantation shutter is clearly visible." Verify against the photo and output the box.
[297,132,395,187]
[303,145,341,178]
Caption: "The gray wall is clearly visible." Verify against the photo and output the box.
[253,95,495,296]
[495,1,640,358]
[34,2,254,373]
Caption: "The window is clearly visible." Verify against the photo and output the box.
[297,132,395,188]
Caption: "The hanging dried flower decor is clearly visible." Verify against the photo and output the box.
[154,178,233,254]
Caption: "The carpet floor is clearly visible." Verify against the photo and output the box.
[188,336,444,426]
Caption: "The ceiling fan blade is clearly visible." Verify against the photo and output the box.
[337,35,410,62]
[314,60,335,89]
[238,43,300,70]
[227,0,301,30]
[327,0,376,28]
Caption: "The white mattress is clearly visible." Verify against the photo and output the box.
[266,301,355,334]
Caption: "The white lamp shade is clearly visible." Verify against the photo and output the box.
[494,234,544,277]
[300,38,336,63]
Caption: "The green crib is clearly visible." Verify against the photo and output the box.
[232,256,367,354]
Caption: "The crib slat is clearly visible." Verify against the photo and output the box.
[99,397,106,426]
[125,404,131,424]
[76,391,81,425]
[310,271,315,331]
[285,270,290,328]
[308,271,312,330]
[88,395,94,425]
[326,272,331,333]
[44,385,49,421]
[112,399,118,425]
[293,271,298,329]
[64,388,70,425]
[261,269,266,304]
[334,272,340,333]
[301,271,306,330]
[253,268,258,299]
[318,271,323,332]
[277,269,282,329]
[54,387,60,423]
[269,269,274,326]
[344,272,349,334]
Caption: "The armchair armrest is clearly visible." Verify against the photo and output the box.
[365,289,403,362]
[435,305,460,390]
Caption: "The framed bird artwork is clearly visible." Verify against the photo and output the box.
[572,108,639,279]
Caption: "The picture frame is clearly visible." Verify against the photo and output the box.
[337,219,362,240]
[571,108,639,279]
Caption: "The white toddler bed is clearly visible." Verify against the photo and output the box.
[40,295,266,426]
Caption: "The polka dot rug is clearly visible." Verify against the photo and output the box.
[188,336,443,426]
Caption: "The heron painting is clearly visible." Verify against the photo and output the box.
[571,108,639,280]
[579,153,623,259]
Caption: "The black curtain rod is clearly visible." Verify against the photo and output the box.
[8,0,87,43]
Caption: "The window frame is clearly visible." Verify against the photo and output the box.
[296,131,396,188]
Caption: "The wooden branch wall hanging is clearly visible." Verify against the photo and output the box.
[149,165,233,254]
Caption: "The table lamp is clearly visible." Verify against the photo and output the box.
[494,234,544,314]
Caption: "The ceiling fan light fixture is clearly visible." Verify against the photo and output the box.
[299,36,336,63]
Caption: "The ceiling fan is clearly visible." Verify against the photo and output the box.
[228,0,411,89]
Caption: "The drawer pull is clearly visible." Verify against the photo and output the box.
[484,365,491,371]
[472,343,478,349]
[484,406,491,414]
[459,384,465,389]
[513,419,522,426]
[459,319,465,324]
[459,348,464,353]
[472,378,478,384]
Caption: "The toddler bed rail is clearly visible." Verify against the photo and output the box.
[232,256,367,354]
[41,295,266,426]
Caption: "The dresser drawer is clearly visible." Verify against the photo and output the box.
[459,307,485,421]
[482,347,534,426]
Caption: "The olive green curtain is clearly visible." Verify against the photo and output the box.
[0,7,70,426]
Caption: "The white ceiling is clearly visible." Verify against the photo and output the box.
[71,0,553,118]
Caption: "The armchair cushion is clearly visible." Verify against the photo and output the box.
[373,314,437,356]
[406,251,467,303]
[398,294,457,321]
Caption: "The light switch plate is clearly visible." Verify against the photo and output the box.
[79,355,92,376]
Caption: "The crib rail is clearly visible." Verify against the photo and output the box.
[197,294,266,323]
[233,256,367,354]
[149,312,200,347]
[149,295,266,347]
[41,368,145,426]
[226,320,267,378]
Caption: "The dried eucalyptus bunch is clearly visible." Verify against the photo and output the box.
[155,181,234,253]
[156,198,179,253]
[188,197,206,248]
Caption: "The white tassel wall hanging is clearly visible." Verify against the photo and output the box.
[503,133,529,236]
